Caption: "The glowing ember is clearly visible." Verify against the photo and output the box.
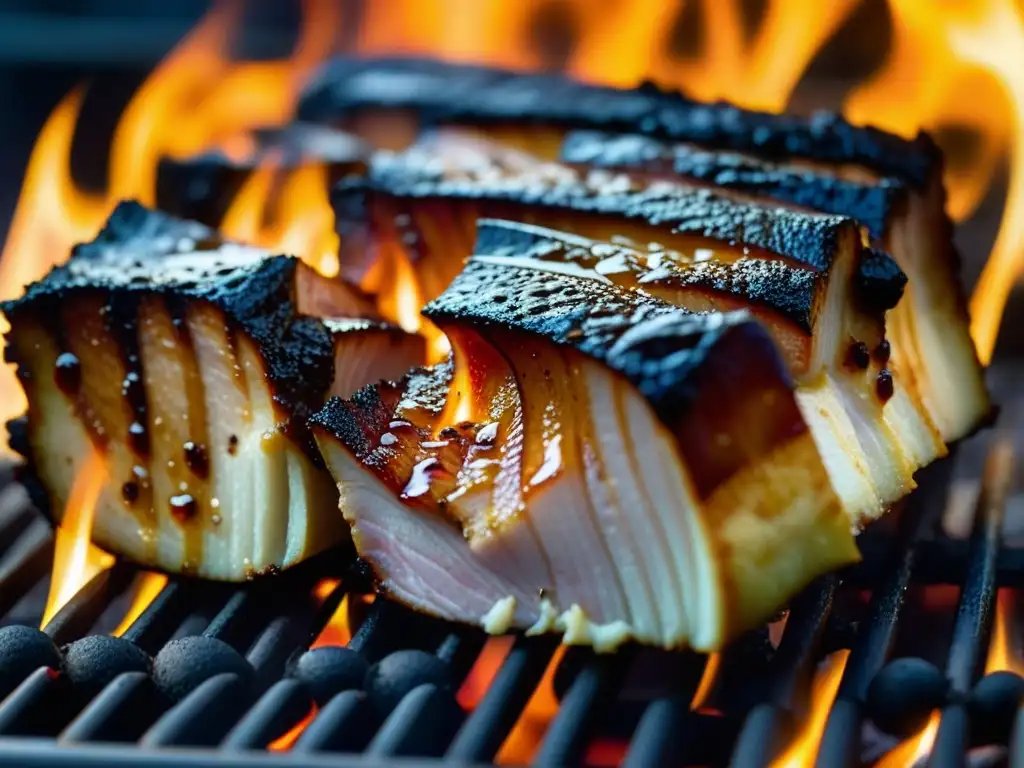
[985,589,1024,676]
[111,572,169,638]
[874,710,941,768]
[769,650,850,768]
[40,448,115,627]
[267,703,318,751]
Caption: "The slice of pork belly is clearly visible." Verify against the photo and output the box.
[333,136,905,321]
[297,56,936,184]
[311,263,857,651]
[559,130,990,446]
[2,201,423,580]
[470,219,942,525]
[333,140,939,520]
[297,56,989,445]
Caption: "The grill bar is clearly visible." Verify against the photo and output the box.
[929,440,1014,768]
[0,424,1021,767]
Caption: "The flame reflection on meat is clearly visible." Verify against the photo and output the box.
[769,650,849,768]
[40,448,115,627]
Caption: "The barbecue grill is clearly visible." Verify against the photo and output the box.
[0,411,1021,767]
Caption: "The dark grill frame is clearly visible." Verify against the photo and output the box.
[0,436,1022,768]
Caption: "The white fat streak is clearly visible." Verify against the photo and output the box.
[136,301,188,570]
[796,382,882,527]
[622,390,703,649]
[580,361,663,644]
[187,309,247,576]
[238,338,290,571]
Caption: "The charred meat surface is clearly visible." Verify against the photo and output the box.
[312,250,856,652]
[299,55,988,444]
[2,201,424,580]
[334,136,940,520]
[297,56,938,186]
[559,129,991,446]
[333,135,906,319]
[469,220,943,525]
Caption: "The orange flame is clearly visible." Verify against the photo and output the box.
[690,652,721,710]
[40,448,115,627]
[310,593,352,649]
[268,703,318,751]
[875,710,941,768]
[458,637,514,710]
[111,572,169,638]
[496,646,565,764]
[985,589,1024,676]
[843,0,1024,365]
[769,650,850,768]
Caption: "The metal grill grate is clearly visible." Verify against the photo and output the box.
[0,435,1021,767]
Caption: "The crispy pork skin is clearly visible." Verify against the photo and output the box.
[334,137,941,521]
[2,202,423,580]
[299,56,989,444]
[311,258,856,651]
[559,130,990,446]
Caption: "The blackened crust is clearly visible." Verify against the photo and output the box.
[474,219,820,333]
[336,148,905,309]
[423,259,790,428]
[339,150,846,273]
[298,56,939,188]
[1,201,335,460]
[560,130,903,240]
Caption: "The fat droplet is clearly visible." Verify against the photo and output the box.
[529,435,563,487]
[475,422,499,445]
[170,493,198,522]
[183,441,209,478]
[54,352,82,395]
[402,458,439,499]
[380,432,398,446]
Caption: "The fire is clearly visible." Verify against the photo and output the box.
[458,637,514,710]
[220,161,340,278]
[111,572,169,638]
[268,703,318,751]
[496,646,565,764]
[875,711,941,768]
[40,448,115,627]
[770,650,850,768]
[985,589,1024,676]
[310,593,352,649]
[690,652,721,710]
[843,0,1024,364]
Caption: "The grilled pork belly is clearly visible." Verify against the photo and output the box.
[559,130,990,446]
[311,254,857,651]
[335,139,941,522]
[299,56,989,444]
[2,201,423,580]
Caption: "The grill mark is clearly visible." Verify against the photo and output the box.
[108,295,151,459]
